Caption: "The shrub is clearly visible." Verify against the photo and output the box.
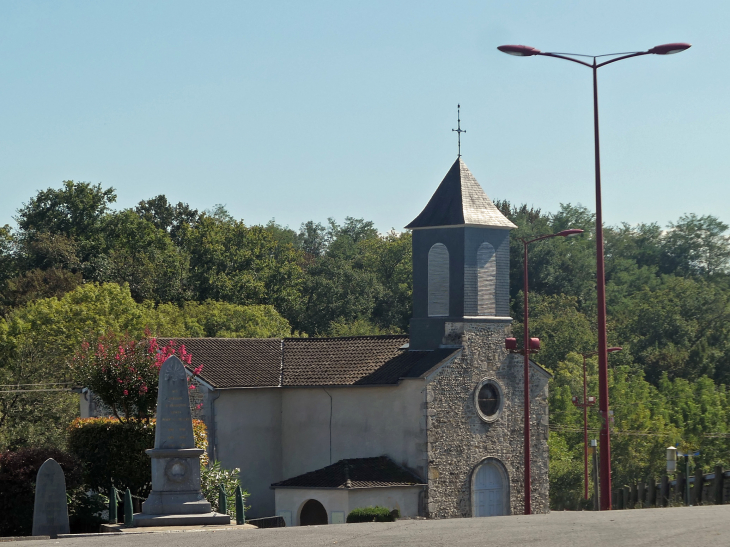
[346,506,399,523]
[200,460,248,517]
[70,333,204,422]
[0,447,83,537]
[67,417,207,498]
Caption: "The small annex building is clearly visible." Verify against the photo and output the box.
[82,157,551,523]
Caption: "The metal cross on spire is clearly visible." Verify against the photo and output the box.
[452,104,466,158]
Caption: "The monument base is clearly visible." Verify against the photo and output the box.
[133,512,231,527]
[142,490,212,514]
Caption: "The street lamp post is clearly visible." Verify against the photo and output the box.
[498,41,691,510]
[574,347,622,503]
[520,228,583,514]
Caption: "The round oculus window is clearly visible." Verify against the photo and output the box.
[475,380,503,422]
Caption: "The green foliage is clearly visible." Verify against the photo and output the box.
[200,460,247,517]
[67,418,208,498]
[185,216,304,318]
[0,447,83,537]
[67,488,109,533]
[346,506,399,523]
[150,301,292,338]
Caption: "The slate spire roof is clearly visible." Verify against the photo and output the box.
[405,157,517,230]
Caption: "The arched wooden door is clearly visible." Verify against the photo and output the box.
[473,461,507,517]
[300,499,328,526]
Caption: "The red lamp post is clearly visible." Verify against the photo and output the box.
[573,347,622,503]
[498,41,690,511]
[519,228,583,514]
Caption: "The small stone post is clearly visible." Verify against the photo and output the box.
[676,472,685,506]
[218,484,228,515]
[630,483,638,509]
[647,477,656,507]
[637,482,645,509]
[235,486,245,525]
[109,485,118,524]
[714,466,724,505]
[124,488,134,526]
[693,467,703,505]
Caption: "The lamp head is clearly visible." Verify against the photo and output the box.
[648,43,691,55]
[557,229,584,237]
[497,45,541,57]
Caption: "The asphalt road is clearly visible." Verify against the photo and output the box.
[11,505,730,547]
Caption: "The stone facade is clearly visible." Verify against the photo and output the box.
[422,321,550,518]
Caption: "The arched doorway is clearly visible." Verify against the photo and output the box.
[472,460,508,517]
[299,499,328,526]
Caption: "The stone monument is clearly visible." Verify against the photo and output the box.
[135,355,230,526]
[32,458,70,538]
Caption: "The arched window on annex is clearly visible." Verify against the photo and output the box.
[428,243,449,317]
[299,499,328,526]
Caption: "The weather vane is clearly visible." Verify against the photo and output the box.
[452,104,466,158]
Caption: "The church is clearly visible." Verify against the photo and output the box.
[81,156,552,522]
[156,156,552,523]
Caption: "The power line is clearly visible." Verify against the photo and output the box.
[549,424,730,438]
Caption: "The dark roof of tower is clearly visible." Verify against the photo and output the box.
[405,157,517,230]
[271,456,425,489]
[158,336,459,389]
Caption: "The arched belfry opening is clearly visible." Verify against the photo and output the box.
[477,242,496,316]
[406,157,516,349]
[428,243,449,316]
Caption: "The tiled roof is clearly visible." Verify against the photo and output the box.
[161,336,459,389]
[157,338,281,388]
[406,157,517,230]
[271,456,425,489]
[282,336,457,386]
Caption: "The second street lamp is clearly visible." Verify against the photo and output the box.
[520,228,583,514]
[498,41,690,511]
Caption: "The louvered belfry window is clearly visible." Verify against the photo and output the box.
[428,243,449,317]
[477,242,496,316]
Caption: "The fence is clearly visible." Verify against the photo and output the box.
[613,466,729,509]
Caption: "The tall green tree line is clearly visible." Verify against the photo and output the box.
[2,180,730,510]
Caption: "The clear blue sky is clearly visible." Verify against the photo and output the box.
[0,0,725,233]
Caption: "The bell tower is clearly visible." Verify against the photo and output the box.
[407,158,516,350]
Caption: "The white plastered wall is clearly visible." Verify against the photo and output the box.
[213,388,282,518]
[280,380,426,481]
[211,379,427,519]
[274,486,424,526]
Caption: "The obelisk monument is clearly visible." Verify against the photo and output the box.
[135,355,230,526]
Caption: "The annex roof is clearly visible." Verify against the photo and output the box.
[271,456,425,489]
[406,157,517,230]
[159,336,459,389]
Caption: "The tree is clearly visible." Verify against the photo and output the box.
[15,181,116,267]
[94,210,190,303]
[661,214,730,278]
[135,195,199,245]
[186,216,304,319]
[70,334,201,422]
[150,301,293,338]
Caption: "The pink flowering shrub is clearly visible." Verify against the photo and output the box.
[70,331,204,422]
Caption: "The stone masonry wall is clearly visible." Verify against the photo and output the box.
[423,321,549,518]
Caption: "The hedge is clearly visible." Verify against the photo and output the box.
[67,417,208,497]
[0,447,83,537]
[346,506,400,523]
